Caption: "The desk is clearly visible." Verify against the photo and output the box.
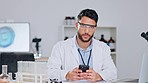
[49,79,138,83]
[35,57,48,62]
[62,80,112,83]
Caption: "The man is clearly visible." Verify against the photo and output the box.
[47,9,117,82]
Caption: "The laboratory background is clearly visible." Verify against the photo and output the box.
[0,0,148,82]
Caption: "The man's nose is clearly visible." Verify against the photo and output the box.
[84,27,89,33]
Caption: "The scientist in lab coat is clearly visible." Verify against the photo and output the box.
[47,9,117,82]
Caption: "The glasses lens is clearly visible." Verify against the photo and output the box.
[78,22,96,29]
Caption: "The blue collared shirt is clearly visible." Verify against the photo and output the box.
[75,40,93,68]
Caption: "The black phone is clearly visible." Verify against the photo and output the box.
[79,65,89,72]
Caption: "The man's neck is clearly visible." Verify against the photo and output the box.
[76,36,92,51]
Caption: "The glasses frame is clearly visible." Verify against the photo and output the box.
[78,22,97,29]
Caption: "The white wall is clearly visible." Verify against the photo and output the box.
[0,0,148,79]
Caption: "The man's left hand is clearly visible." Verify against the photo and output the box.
[80,68,103,82]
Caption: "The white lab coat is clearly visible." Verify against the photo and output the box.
[47,36,117,81]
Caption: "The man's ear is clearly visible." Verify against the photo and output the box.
[75,22,79,30]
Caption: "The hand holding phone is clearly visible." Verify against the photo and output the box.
[79,65,89,72]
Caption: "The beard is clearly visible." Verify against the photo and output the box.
[77,32,94,42]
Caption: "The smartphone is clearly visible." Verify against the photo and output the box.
[79,65,89,72]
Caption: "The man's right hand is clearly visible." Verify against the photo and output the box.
[66,67,83,81]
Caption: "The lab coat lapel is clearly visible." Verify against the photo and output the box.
[71,47,79,64]
[71,36,79,64]
[92,40,99,72]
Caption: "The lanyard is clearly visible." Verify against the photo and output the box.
[78,49,92,66]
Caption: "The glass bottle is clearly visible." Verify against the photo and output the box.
[64,36,69,40]
[0,65,9,83]
[99,34,107,43]
[108,37,115,52]
[67,16,71,25]
[64,16,68,25]
[71,16,76,25]
[65,16,71,25]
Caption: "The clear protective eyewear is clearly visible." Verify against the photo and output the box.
[78,22,96,29]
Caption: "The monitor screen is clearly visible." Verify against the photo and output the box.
[0,22,30,52]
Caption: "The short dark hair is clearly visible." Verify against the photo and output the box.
[77,9,98,24]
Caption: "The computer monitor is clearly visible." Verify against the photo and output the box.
[0,22,30,52]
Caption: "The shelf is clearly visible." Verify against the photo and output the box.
[63,25,116,29]
[111,52,116,55]
[62,25,116,40]
[60,25,117,65]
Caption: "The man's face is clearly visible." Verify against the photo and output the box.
[76,16,96,42]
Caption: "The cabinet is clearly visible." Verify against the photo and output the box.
[60,25,117,65]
